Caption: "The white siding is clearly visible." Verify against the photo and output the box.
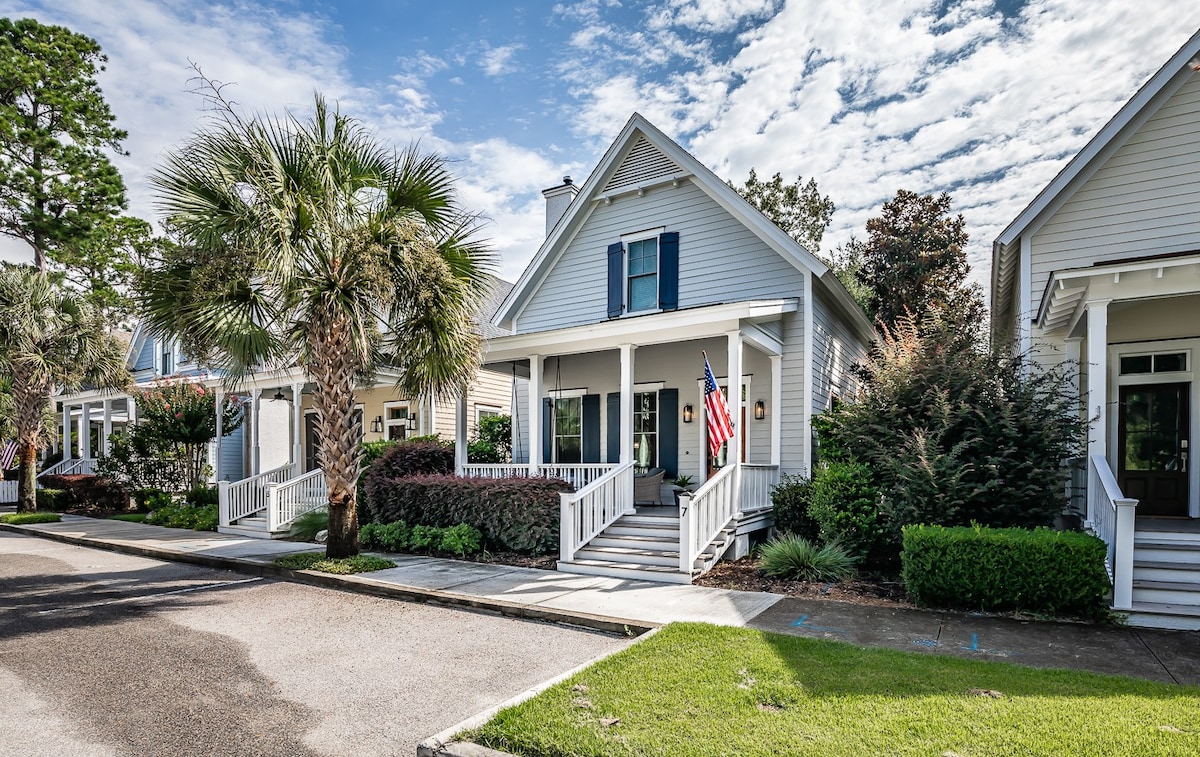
[516,178,805,334]
[1030,73,1200,299]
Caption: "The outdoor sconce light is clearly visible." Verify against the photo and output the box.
[370,416,383,433]
[407,414,419,432]
[754,400,765,421]
[272,390,287,402]
[683,404,694,423]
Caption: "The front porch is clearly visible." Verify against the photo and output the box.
[1043,254,1200,628]
[466,302,796,582]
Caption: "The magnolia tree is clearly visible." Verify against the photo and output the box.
[99,380,243,492]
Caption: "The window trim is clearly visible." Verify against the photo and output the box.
[621,228,665,316]
[632,389,659,470]
[383,400,410,441]
[475,404,503,424]
[552,395,584,464]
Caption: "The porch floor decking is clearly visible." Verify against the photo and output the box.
[1136,516,1200,534]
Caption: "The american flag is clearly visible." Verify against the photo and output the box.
[703,353,734,457]
[0,439,17,470]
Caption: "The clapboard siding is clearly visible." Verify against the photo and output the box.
[431,369,514,440]
[779,309,807,476]
[132,336,156,372]
[810,282,868,416]
[218,423,245,481]
[1030,73,1200,298]
[516,179,805,334]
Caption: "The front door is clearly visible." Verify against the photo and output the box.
[1118,383,1190,516]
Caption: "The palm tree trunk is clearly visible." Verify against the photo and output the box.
[14,377,48,513]
[309,313,364,558]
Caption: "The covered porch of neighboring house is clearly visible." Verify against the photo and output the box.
[454,301,791,583]
[48,368,437,539]
[1040,252,1200,629]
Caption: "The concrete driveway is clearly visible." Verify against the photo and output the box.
[0,531,629,756]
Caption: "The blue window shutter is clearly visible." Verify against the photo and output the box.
[607,242,624,318]
[659,231,679,311]
[659,388,679,478]
[542,397,553,462]
[606,393,621,463]
[582,394,601,463]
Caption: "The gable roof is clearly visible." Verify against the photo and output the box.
[494,113,844,330]
[991,28,1200,332]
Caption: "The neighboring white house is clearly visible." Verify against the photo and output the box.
[49,276,517,538]
[992,29,1200,629]
[457,113,874,583]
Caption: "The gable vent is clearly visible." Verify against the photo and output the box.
[603,136,682,192]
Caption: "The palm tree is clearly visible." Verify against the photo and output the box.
[0,264,129,512]
[141,94,493,558]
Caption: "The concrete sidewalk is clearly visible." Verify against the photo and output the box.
[5,515,1200,685]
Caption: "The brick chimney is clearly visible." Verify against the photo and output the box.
[541,176,579,237]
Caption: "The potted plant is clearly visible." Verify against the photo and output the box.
[671,475,695,506]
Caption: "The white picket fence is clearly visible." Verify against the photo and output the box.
[0,480,16,504]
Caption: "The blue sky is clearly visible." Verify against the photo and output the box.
[3,1,1200,295]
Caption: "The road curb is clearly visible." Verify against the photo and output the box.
[0,522,658,638]
[416,627,662,757]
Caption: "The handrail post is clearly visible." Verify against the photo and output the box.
[678,492,693,573]
[218,480,230,527]
[559,492,574,563]
[1113,498,1137,610]
[266,483,281,532]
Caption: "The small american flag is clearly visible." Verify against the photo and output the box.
[703,352,734,457]
[0,439,17,470]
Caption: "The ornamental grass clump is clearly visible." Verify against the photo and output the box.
[758,535,857,582]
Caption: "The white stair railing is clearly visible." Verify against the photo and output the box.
[44,458,99,477]
[678,463,739,574]
[218,463,296,527]
[739,464,779,511]
[267,468,327,532]
[1088,454,1138,610]
[39,458,75,477]
[559,461,634,563]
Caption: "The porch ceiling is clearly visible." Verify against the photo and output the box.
[1037,253,1200,333]
[482,299,797,364]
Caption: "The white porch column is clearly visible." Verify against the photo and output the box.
[727,331,744,465]
[127,394,138,425]
[249,388,262,476]
[1085,300,1110,526]
[212,389,224,482]
[61,403,72,460]
[528,354,543,474]
[455,390,469,474]
[101,399,113,455]
[291,382,304,470]
[80,402,92,459]
[770,354,782,467]
[619,344,636,464]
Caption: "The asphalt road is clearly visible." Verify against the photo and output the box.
[0,531,629,757]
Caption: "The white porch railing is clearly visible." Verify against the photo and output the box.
[1088,454,1138,610]
[462,463,618,491]
[218,463,296,527]
[0,480,16,504]
[559,461,634,563]
[267,468,327,532]
[40,458,75,477]
[41,458,99,477]
[739,464,779,510]
[678,463,739,574]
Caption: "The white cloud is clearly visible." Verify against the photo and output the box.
[479,43,524,77]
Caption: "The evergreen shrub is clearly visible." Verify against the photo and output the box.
[901,524,1110,620]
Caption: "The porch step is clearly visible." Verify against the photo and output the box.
[1131,578,1200,607]
[556,558,693,584]
[216,523,291,540]
[1134,538,1200,565]
[589,534,678,550]
[574,545,680,568]
[1133,560,1200,584]
[604,524,679,539]
[1124,601,1200,631]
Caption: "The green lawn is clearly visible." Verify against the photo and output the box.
[0,512,61,525]
[469,623,1200,757]
[273,552,395,574]
[107,513,149,523]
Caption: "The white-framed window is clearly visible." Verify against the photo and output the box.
[476,404,503,424]
[159,339,173,376]
[384,402,410,441]
[633,391,658,470]
[626,236,659,313]
[1119,351,1188,376]
[553,396,582,463]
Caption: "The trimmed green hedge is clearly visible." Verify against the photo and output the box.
[360,521,483,558]
[36,488,69,511]
[364,474,571,554]
[901,524,1111,620]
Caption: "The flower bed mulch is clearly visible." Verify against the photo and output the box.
[693,556,911,608]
